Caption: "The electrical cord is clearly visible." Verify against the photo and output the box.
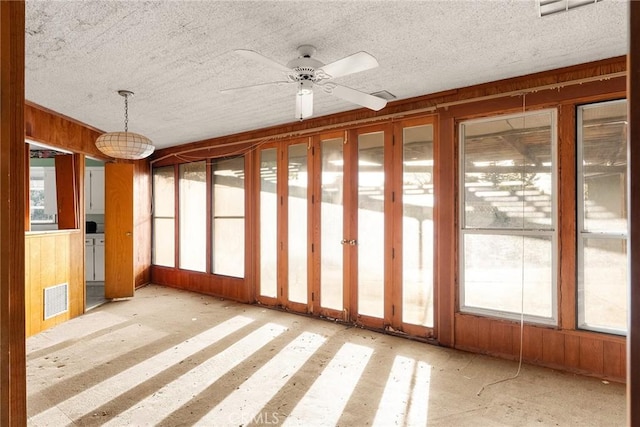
[476,94,527,397]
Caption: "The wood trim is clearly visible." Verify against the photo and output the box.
[244,152,256,303]
[25,103,108,160]
[54,154,79,229]
[558,104,577,330]
[0,2,27,423]
[628,1,640,422]
[205,161,213,274]
[151,57,626,166]
[24,145,30,231]
[436,112,456,347]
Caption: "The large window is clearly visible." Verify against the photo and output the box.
[179,161,207,272]
[152,166,176,267]
[460,109,557,324]
[577,100,628,335]
[212,157,245,278]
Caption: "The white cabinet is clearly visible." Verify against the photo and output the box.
[85,167,105,214]
[85,238,94,281]
[93,237,105,281]
[85,234,105,281]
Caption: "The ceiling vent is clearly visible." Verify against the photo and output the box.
[370,90,397,101]
[538,0,602,17]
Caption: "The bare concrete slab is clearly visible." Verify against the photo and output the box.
[27,284,625,426]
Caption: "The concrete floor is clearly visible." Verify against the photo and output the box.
[27,284,625,426]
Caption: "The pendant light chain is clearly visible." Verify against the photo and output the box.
[124,93,129,133]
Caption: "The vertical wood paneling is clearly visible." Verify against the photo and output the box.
[603,340,624,379]
[436,113,456,347]
[628,1,640,422]
[564,334,581,370]
[24,231,84,336]
[0,2,26,423]
[453,314,478,349]
[558,104,577,330]
[522,326,543,362]
[579,336,604,374]
[133,160,152,287]
[490,321,514,356]
[476,317,492,351]
[542,328,565,366]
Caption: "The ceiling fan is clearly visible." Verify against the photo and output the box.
[223,45,387,120]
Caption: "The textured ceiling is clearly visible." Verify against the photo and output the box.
[25,0,628,150]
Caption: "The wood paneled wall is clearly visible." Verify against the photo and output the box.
[133,160,152,287]
[0,2,27,423]
[25,231,84,337]
[628,1,640,421]
[150,55,630,383]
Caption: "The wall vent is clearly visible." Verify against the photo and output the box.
[44,283,68,320]
[538,0,602,17]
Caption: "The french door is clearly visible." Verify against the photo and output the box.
[257,118,436,337]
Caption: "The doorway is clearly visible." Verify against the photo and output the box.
[257,118,436,337]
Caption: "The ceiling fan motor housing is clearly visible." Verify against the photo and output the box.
[287,45,325,82]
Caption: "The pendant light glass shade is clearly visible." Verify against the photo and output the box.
[96,90,154,160]
[96,131,155,160]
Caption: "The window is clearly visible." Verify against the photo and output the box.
[29,165,57,225]
[212,157,245,278]
[152,166,175,267]
[577,99,628,335]
[460,109,557,324]
[179,161,207,272]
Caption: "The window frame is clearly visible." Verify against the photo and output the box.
[576,98,628,336]
[458,108,559,326]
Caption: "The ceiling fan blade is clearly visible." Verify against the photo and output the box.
[234,49,292,73]
[220,80,291,93]
[318,51,379,79]
[329,84,387,111]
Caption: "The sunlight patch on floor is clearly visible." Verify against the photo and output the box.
[198,331,327,426]
[283,342,373,426]
[104,322,287,426]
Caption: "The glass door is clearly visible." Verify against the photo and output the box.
[258,145,278,303]
[312,132,347,319]
[354,128,389,328]
[285,141,310,312]
[393,119,435,337]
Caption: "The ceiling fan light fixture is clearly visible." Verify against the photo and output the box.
[296,80,313,120]
[95,90,155,160]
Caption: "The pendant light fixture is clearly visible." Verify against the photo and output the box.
[95,90,154,160]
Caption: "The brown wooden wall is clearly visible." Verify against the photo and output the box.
[150,55,629,382]
[133,160,152,287]
[25,231,84,337]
